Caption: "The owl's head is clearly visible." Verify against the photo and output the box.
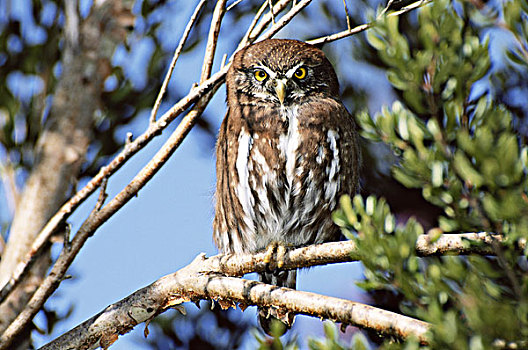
[227,39,340,107]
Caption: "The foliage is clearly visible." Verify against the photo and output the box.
[333,0,528,348]
[308,322,372,350]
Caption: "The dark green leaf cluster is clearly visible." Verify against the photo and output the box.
[334,0,528,348]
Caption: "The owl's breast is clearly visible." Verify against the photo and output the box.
[232,104,343,252]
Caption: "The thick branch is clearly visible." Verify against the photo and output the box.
[40,252,430,350]
[38,232,518,349]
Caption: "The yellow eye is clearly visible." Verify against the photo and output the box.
[254,69,268,81]
[294,67,307,80]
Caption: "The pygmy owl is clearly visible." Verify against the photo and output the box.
[213,39,360,333]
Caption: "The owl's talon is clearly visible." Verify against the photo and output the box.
[263,242,278,266]
[276,244,286,269]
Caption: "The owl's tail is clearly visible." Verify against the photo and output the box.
[258,269,297,336]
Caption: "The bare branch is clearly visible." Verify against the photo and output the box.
[226,0,244,12]
[414,232,525,256]
[238,1,269,49]
[268,0,276,24]
[238,0,293,50]
[308,0,433,46]
[93,177,108,212]
[259,0,312,41]
[148,0,207,124]
[342,0,351,31]
[39,250,430,350]
[201,0,227,82]
[37,230,525,349]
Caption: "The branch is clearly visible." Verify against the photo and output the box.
[39,249,430,350]
[307,0,433,46]
[414,232,526,256]
[148,0,207,124]
[38,231,521,349]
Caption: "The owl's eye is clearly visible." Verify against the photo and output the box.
[294,67,307,80]
[254,69,268,82]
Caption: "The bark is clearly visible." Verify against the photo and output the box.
[0,0,131,347]
[40,252,430,350]
[39,233,513,349]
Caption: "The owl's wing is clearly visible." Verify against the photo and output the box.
[213,111,232,253]
[337,102,362,196]
[213,109,250,255]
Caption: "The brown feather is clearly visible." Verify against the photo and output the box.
[213,39,361,334]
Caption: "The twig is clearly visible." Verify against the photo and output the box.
[148,0,207,124]
[259,0,312,41]
[93,177,108,212]
[342,0,351,31]
[377,0,395,19]
[201,0,227,82]
[226,0,244,12]
[39,248,431,349]
[307,0,432,46]
[414,232,525,256]
[238,0,293,50]
[268,0,276,24]
[238,1,269,49]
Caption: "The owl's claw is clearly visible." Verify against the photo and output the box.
[263,242,288,273]
[263,242,278,266]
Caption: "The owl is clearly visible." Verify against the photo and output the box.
[213,39,360,334]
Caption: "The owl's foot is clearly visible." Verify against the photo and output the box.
[263,242,289,273]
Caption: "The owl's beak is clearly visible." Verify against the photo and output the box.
[274,79,287,105]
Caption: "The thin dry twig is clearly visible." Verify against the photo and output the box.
[93,177,108,212]
[149,0,206,124]
[226,0,244,12]
[268,0,276,24]
[308,0,432,46]
[259,0,311,41]
[377,0,395,19]
[238,0,269,49]
[237,0,293,50]
[201,0,227,82]
[342,0,351,31]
